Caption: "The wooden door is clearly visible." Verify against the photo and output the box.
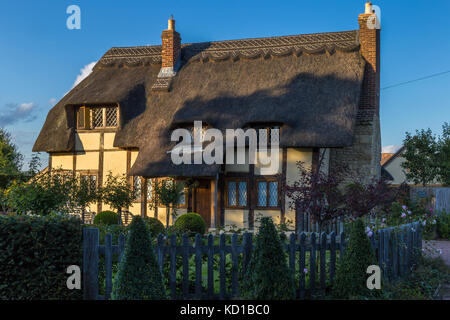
[194,180,211,228]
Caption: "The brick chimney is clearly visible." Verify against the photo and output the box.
[358,1,380,115]
[160,15,181,77]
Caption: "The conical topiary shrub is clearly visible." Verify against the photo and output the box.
[241,217,295,300]
[111,216,167,300]
[333,218,378,299]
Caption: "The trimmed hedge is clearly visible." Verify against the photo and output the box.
[142,217,165,237]
[241,217,295,300]
[94,210,119,225]
[0,214,82,300]
[112,216,167,300]
[173,213,206,235]
[333,219,378,299]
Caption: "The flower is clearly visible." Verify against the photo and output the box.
[402,205,407,210]
[429,208,433,213]
[367,231,373,237]
[401,213,406,218]
[382,218,386,223]
[407,210,412,215]
[422,221,426,226]
[303,268,308,274]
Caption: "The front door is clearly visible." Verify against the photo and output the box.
[193,179,211,228]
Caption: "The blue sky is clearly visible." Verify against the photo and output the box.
[0,0,449,168]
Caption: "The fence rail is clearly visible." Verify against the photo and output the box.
[83,222,422,300]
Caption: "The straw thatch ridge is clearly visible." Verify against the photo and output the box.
[33,30,366,177]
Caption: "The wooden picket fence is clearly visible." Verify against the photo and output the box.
[83,222,422,300]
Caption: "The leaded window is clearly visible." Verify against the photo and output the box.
[133,176,142,200]
[146,179,153,201]
[226,179,247,208]
[81,174,97,191]
[256,180,279,208]
[76,105,119,129]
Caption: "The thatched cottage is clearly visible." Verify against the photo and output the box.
[33,3,381,230]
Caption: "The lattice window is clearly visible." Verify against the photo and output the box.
[257,181,267,207]
[76,105,118,129]
[133,176,142,200]
[92,108,103,128]
[227,180,247,208]
[146,179,153,201]
[105,107,118,127]
[81,174,97,191]
[257,180,279,208]
[268,181,278,207]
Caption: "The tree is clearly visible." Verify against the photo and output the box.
[112,216,167,300]
[0,128,23,189]
[67,174,101,224]
[401,128,440,186]
[241,217,295,300]
[101,172,134,225]
[153,178,185,228]
[6,170,72,215]
[333,219,378,299]
[343,178,396,219]
[285,151,347,233]
[0,128,23,212]
[437,122,450,186]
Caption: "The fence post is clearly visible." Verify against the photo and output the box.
[105,233,112,300]
[310,233,316,293]
[169,233,177,299]
[83,228,99,300]
[182,233,190,299]
[329,232,336,284]
[298,232,306,299]
[219,233,226,300]
[289,233,296,275]
[319,232,327,289]
[231,233,239,298]
[195,234,203,299]
[207,234,214,299]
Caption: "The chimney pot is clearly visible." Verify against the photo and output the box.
[168,15,175,30]
[365,2,373,14]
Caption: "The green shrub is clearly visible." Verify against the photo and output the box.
[437,212,450,239]
[173,213,206,235]
[333,219,378,299]
[240,217,295,300]
[0,214,82,299]
[94,210,119,225]
[111,216,167,300]
[143,217,165,237]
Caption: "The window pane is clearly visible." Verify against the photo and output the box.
[93,108,103,128]
[147,179,153,201]
[178,190,186,205]
[228,182,236,206]
[257,181,267,207]
[268,181,278,207]
[77,108,85,128]
[133,176,141,200]
[89,175,97,191]
[106,107,118,127]
[238,181,247,206]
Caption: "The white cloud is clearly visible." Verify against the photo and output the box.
[0,102,38,126]
[72,61,97,88]
[382,145,402,154]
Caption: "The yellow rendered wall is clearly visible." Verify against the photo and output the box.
[76,152,99,171]
[75,132,100,151]
[103,150,127,181]
[51,154,73,171]
[104,132,118,150]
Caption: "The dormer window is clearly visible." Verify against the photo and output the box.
[76,105,119,130]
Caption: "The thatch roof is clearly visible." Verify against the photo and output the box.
[33,30,366,177]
